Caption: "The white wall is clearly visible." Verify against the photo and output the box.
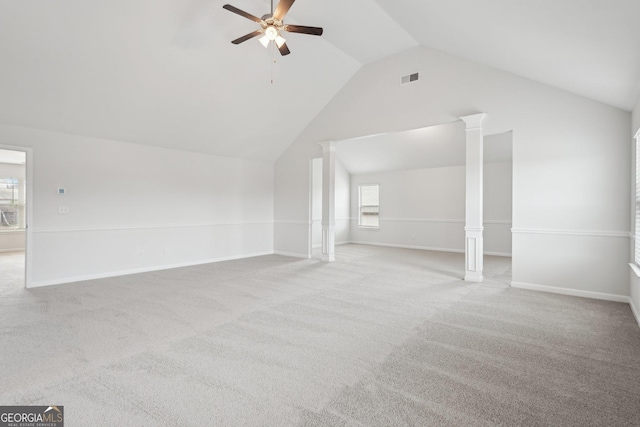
[0,162,26,252]
[484,161,513,255]
[0,123,273,287]
[335,157,350,245]
[275,46,631,300]
[630,99,640,325]
[349,162,511,255]
[311,158,322,252]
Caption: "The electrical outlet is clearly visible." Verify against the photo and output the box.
[58,206,69,214]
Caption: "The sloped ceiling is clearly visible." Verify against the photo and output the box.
[0,1,638,162]
[376,0,640,111]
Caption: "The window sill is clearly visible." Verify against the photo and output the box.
[0,228,25,233]
[358,226,380,230]
[629,263,640,278]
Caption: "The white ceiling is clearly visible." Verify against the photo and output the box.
[335,122,512,175]
[0,1,638,162]
[376,0,640,111]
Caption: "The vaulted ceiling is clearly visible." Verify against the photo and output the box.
[0,1,638,162]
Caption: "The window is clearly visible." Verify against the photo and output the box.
[358,184,379,228]
[0,177,23,230]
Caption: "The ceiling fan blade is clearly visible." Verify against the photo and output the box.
[222,4,263,23]
[278,42,291,56]
[284,24,323,36]
[231,30,263,45]
[273,0,295,20]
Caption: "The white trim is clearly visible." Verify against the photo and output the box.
[0,229,26,233]
[511,281,629,303]
[511,228,630,238]
[381,218,464,224]
[350,240,465,253]
[30,251,274,288]
[312,241,350,249]
[629,263,640,278]
[629,297,640,329]
[348,240,511,257]
[465,226,484,232]
[460,113,487,131]
[273,251,309,259]
[274,220,311,226]
[318,141,336,152]
[0,248,25,253]
[484,251,512,257]
[349,218,511,225]
[32,222,273,234]
[0,144,32,289]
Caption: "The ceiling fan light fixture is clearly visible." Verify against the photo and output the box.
[265,26,278,41]
[259,35,270,48]
[223,2,323,57]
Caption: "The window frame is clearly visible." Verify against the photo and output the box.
[357,183,380,229]
[0,177,23,230]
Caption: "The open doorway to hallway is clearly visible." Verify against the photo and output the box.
[0,148,27,291]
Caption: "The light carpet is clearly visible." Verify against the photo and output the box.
[1,245,639,426]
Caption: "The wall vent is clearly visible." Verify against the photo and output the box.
[401,72,419,84]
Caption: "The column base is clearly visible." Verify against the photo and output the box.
[464,272,484,282]
[322,225,335,263]
[321,253,335,262]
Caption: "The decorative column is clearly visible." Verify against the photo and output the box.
[460,113,487,282]
[319,141,336,262]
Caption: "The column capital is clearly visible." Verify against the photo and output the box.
[460,113,487,131]
[318,141,336,152]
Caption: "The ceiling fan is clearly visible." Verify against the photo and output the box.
[223,0,323,56]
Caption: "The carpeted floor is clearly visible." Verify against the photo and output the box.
[0,251,24,292]
[1,245,639,426]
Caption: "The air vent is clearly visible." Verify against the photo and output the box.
[401,72,419,84]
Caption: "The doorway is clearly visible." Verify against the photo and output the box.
[0,146,31,290]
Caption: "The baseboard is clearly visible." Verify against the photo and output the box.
[273,251,309,259]
[511,281,629,303]
[484,251,512,257]
[629,297,640,329]
[312,242,350,249]
[349,241,465,254]
[28,251,274,288]
[348,241,511,257]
